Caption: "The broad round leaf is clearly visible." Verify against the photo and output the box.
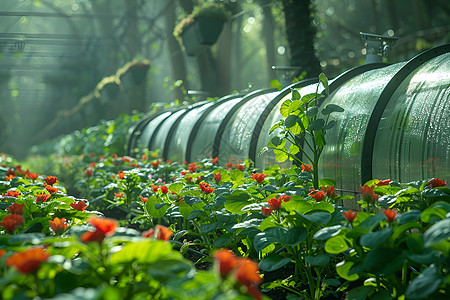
[325,103,344,113]
[305,254,330,266]
[405,265,443,299]
[306,106,319,117]
[308,119,325,131]
[259,253,291,272]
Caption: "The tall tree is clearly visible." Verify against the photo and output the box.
[260,0,276,83]
[282,0,321,78]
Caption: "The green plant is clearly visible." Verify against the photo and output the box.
[265,73,344,189]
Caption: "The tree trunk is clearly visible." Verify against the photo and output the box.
[282,0,321,79]
[164,0,188,101]
[261,0,276,83]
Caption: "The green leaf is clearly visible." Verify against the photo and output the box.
[285,115,301,128]
[362,247,404,275]
[391,222,422,241]
[423,218,450,249]
[319,178,336,187]
[336,260,359,281]
[306,106,319,117]
[319,73,329,95]
[291,89,301,100]
[110,240,183,265]
[405,265,443,299]
[301,93,321,104]
[346,286,375,300]
[146,196,168,218]
[259,253,291,272]
[169,182,184,194]
[179,201,205,219]
[325,235,352,254]
[323,120,336,130]
[421,202,450,223]
[230,169,245,182]
[213,233,233,247]
[270,136,282,147]
[254,227,307,252]
[313,225,342,240]
[288,100,303,114]
[275,149,289,162]
[288,144,299,155]
[360,228,393,248]
[280,99,292,117]
[325,103,344,113]
[269,121,282,134]
[296,211,332,225]
[305,254,330,266]
[308,119,325,131]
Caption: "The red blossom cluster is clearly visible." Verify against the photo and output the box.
[199,182,214,194]
[360,184,379,203]
[252,173,267,183]
[429,178,446,188]
[70,201,88,211]
[44,176,58,186]
[342,210,357,223]
[301,164,313,173]
[213,173,222,183]
[264,195,291,211]
[81,217,117,243]
[214,249,263,300]
[49,217,67,235]
[188,162,197,173]
[0,214,24,234]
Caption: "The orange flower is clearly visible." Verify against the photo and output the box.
[114,192,124,198]
[236,164,245,171]
[44,176,58,186]
[7,203,25,215]
[188,162,197,173]
[49,217,67,235]
[2,190,21,198]
[429,178,446,188]
[70,201,87,211]
[0,249,5,258]
[35,193,51,203]
[278,195,291,203]
[214,248,239,276]
[0,214,24,233]
[25,172,39,181]
[81,217,117,243]
[252,173,267,183]
[212,157,219,165]
[268,197,282,210]
[384,209,397,223]
[342,210,357,223]
[376,179,392,186]
[225,161,235,169]
[6,247,50,274]
[118,171,125,179]
[301,164,313,173]
[324,186,338,198]
[6,169,16,176]
[360,185,378,203]
[214,173,222,183]
[85,169,93,177]
[140,195,148,204]
[5,174,16,181]
[141,225,173,241]
[199,182,214,194]
[261,207,273,216]
[309,190,325,202]
[235,258,262,287]
[160,186,168,194]
[45,185,59,194]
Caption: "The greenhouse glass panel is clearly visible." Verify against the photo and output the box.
[150,109,187,154]
[136,112,171,155]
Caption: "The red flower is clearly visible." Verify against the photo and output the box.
[188,162,197,173]
[7,203,25,215]
[384,209,397,223]
[225,161,235,169]
[118,171,125,179]
[376,179,392,186]
[0,249,5,258]
[214,173,222,183]
[89,162,97,168]
[261,207,273,216]
[45,185,59,194]
[268,197,282,210]
[301,164,313,172]
[278,195,291,203]
[114,192,124,198]
[324,186,338,198]
[49,217,67,235]
[2,190,21,198]
[25,172,39,181]
[141,225,173,241]
[0,214,24,233]
[212,157,219,165]
[140,195,148,204]
[199,182,214,194]
[185,176,192,183]
[44,176,58,186]
[342,210,357,223]
[112,153,118,159]
[181,171,187,176]
[252,173,267,183]
[160,186,168,194]
[429,178,446,188]
[6,169,16,176]
[6,247,50,274]
[310,190,325,202]
[85,169,93,177]
[360,185,379,203]
[235,258,263,287]
[214,248,239,276]
[70,201,88,211]
[81,217,117,243]
[99,155,105,160]
[151,160,160,169]
[236,164,245,171]
[142,154,148,160]
[5,174,16,181]
[36,193,51,203]
[152,185,159,192]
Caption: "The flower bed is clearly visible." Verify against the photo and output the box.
[1,151,448,299]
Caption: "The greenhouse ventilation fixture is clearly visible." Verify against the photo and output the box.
[128,43,450,192]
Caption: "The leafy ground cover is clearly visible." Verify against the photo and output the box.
[1,151,448,300]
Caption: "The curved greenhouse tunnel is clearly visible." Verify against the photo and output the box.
[128,44,449,191]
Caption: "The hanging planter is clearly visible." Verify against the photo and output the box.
[174,3,230,56]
